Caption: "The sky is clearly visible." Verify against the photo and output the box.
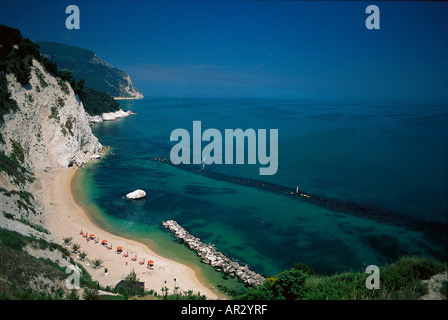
[1,0,448,103]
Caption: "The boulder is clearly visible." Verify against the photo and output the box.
[126,189,146,199]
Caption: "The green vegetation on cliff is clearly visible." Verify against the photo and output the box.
[0,228,101,300]
[80,87,121,115]
[0,144,35,186]
[56,69,120,115]
[235,256,447,300]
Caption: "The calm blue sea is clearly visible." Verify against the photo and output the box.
[75,97,447,278]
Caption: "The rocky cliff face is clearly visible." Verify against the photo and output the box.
[36,42,144,100]
[1,59,103,172]
[0,58,103,240]
[90,54,144,100]
[113,72,144,100]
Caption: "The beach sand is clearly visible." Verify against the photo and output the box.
[35,167,220,299]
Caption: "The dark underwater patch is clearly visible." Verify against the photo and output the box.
[362,233,410,261]
[184,184,236,195]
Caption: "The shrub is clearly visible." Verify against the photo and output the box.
[0,228,27,251]
[63,237,73,245]
[235,256,446,300]
[440,280,447,298]
[65,289,79,300]
[78,87,120,115]
[82,288,99,300]
[49,106,59,120]
[65,117,74,136]
[71,243,81,254]
[91,258,104,269]
[79,251,87,261]
[0,149,34,185]
[0,72,18,125]
[238,269,309,300]
[10,139,25,163]
[41,56,58,75]
[381,256,446,291]
[34,68,48,88]
[293,262,315,276]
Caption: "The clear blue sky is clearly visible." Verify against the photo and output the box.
[1,0,448,103]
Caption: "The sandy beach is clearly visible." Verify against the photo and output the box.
[36,167,220,299]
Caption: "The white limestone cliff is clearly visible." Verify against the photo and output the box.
[0,59,103,172]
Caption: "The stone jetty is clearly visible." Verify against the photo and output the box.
[162,220,266,286]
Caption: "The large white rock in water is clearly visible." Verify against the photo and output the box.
[126,189,146,199]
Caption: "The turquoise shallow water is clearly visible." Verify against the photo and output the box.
[76,97,447,278]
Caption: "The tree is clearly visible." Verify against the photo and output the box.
[58,70,74,82]
[71,243,81,254]
[17,38,40,60]
[92,258,104,269]
[63,237,73,245]
[77,87,120,115]
[15,59,32,85]
[41,57,58,75]
[293,262,315,276]
[272,269,308,300]
[79,251,87,261]
[73,78,84,95]
[0,25,23,53]
[124,269,139,289]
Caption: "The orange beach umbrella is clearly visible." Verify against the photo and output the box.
[148,260,154,264]
[117,246,123,250]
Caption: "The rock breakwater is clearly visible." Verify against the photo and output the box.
[162,220,265,287]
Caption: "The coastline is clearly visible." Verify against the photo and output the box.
[87,109,136,124]
[37,166,221,299]
[113,96,143,100]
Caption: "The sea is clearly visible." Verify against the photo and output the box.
[72,97,447,292]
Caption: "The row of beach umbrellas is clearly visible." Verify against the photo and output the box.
[80,230,154,267]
